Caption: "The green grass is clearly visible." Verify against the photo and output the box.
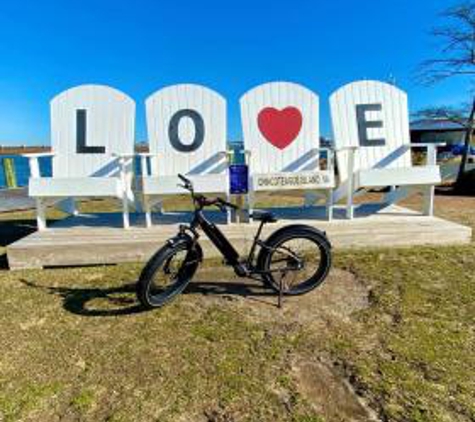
[0,263,326,421]
[0,192,473,421]
[0,244,473,421]
[331,245,475,422]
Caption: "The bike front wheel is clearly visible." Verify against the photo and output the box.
[137,241,202,309]
[257,225,332,296]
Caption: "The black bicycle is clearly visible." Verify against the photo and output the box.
[136,174,332,309]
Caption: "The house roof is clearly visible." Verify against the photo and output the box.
[410,119,466,132]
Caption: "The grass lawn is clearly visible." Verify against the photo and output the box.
[0,191,473,421]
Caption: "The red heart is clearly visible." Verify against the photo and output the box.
[257,107,303,150]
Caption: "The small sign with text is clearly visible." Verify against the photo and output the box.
[254,171,334,191]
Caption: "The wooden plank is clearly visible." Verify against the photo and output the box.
[6,205,472,270]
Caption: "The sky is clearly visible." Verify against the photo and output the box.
[0,0,470,146]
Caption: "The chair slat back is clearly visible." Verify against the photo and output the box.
[240,82,320,174]
[330,80,411,182]
[146,84,227,178]
[51,84,135,178]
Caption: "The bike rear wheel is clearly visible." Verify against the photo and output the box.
[137,242,201,309]
[257,226,331,295]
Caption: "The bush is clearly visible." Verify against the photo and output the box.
[456,168,475,195]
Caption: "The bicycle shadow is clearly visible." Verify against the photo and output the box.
[20,279,143,317]
[19,278,279,317]
[184,280,278,306]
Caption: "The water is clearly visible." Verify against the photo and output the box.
[0,145,247,189]
[0,155,52,189]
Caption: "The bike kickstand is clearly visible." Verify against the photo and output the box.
[278,277,284,309]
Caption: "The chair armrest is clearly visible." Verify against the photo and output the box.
[409,143,445,166]
[334,146,358,152]
[22,153,54,178]
[310,147,332,153]
[312,147,335,158]
[410,143,447,148]
[135,153,155,177]
[21,152,55,158]
[112,153,136,159]
[243,149,252,164]
[218,150,232,163]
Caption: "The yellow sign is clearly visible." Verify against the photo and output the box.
[3,158,17,188]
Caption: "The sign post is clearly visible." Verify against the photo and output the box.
[3,158,18,189]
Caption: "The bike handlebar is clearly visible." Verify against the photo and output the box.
[178,173,190,185]
[196,195,237,211]
[177,174,238,212]
[202,197,238,211]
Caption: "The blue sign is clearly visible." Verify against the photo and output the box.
[229,164,248,194]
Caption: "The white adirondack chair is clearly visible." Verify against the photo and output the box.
[330,80,442,219]
[140,84,229,227]
[240,81,335,219]
[25,84,135,230]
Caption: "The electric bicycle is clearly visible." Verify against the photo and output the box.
[136,174,332,309]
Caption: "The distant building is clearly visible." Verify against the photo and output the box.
[320,136,333,148]
[410,119,466,146]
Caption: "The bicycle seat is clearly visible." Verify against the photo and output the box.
[251,210,278,223]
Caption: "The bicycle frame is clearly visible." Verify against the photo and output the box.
[182,208,268,278]
[175,173,303,280]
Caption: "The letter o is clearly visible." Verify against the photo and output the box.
[168,109,205,153]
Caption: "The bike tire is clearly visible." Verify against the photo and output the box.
[257,225,332,296]
[137,242,201,309]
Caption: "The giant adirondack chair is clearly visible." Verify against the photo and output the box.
[25,84,135,230]
[140,84,229,227]
[240,81,335,219]
[330,80,442,218]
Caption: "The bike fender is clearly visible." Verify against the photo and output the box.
[166,233,204,260]
[263,224,331,247]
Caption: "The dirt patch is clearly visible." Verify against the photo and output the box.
[291,358,379,422]
[191,268,371,328]
[187,267,378,421]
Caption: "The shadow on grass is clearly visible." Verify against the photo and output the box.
[20,279,143,317]
[0,218,37,247]
[0,218,38,270]
[20,278,278,317]
[184,280,278,307]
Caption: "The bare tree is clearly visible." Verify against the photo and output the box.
[418,2,475,84]
[418,2,475,188]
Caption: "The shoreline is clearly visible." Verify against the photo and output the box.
[0,146,50,155]
[0,144,150,155]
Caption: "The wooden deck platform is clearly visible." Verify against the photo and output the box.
[0,188,35,212]
[6,204,472,270]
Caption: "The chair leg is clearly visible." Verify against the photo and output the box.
[345,176,355,219]
[423,185,435,216]
[36,198,47,231]
[304,191,317,208]
[143,195,152,228]
[72,199,78,216]
[156,197,164,214]
[61,198,78,216]
[247,190,255,222]
[346,189,355,219]
[134,196,143,213]
[326,190,333,221]
[122,194,130,229]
